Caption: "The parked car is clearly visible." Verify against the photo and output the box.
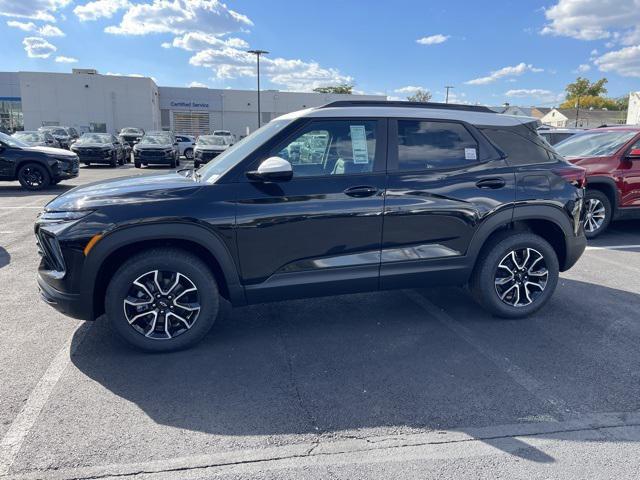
[0,131,78,190]
[193,135,231,168]
[554,126,640,238]
[38,126,72,149]
[133,134,180,168]
[34,100,587,351]
[175,134,196,160]
[119,127,145,147]
[212,130,236,143]
[71,133,127,167]
[13,130,59,148]
[60,126,80,145]
[538,127,585,145]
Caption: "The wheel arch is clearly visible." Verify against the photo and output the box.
[83,223,245,319]
[15,157,53,179]
[586,176,618,213]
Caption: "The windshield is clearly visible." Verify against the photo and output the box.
[213,131,231,136]
[121,128,143,135]
[77,133,110,144]
[14,132,43,142]
[139,135,170,145]
[1,132,29,148]
[198,119,292,183]
[555,131,638,158]
[41,128,68,137]
[198,136,227,146]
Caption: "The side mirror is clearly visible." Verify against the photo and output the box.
[246,156,293,182]
[627,148,640,159]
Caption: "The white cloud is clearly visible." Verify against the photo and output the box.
[394,85,428,94]
[55,55,77,63]
[505,89,564,104]
[0,0,70,22]
[7,19,64,35]
[416,34,450,45]
[167,31,248,51]
[188,81,208,87]
[22,36,56,58]
[594,45,640,77]
[575,63,591,72]
[74,0,130,21]
[105,0,253,36]
[541,0,640,45]
[465,63,543,85]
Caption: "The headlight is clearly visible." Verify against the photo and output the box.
[39,210,93,223]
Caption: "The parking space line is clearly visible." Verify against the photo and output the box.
[0,323,92,476]
[586,245,640,251]
[404,290,571,419]
[0,207,43,209]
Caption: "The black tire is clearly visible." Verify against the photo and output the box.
[584,189,611,239]
[170,158,177,169]
[105,248,220,352]
[84,162,90,167]
[118,153,125,165]
[17,163,51,190]
[110,152,117,168]
[184,148,194,160]
[194,161,200,169]
[134,160,142,168]
[470,232,559,319]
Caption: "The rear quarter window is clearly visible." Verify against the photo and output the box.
[480,127,555,166]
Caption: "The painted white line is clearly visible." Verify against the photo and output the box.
[0,324,92,476]
[404,290,571,417]
[0,231,15,234]
[586,245,640,251]
[0,207,42,209]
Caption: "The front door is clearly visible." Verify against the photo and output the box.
[381,118,515,289]
[619,136,640,208]
[235,118,387,302]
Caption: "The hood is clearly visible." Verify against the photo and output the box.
[565,156,614,174]
[73,143,112,148]
[23,146,77,157]
[135,143,172,149]
[197,144,227,151]
[45,172,202,211]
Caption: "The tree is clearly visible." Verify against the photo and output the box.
[313,84,353,94]
[565,77,608,100]
[559,95,619,110]
[407,89,432,103]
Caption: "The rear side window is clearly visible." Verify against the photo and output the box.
[481,127,554,165]
[397,120,479,171]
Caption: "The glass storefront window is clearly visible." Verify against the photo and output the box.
[0,98,23,133]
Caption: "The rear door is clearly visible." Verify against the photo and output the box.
[234,118,387,302]
[381,118,515,289]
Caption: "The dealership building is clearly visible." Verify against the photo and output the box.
[0,70,383,138]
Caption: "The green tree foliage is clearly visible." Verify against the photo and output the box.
[560,95,618,110]
[407,89,432,102]
[313,84,353,94]
[565,77,608,99]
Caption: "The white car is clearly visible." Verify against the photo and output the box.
[212,130,236,143]
[175,135,196,159]
[193,135,231,168]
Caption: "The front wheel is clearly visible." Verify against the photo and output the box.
[583,190,611,239]
[470,232,559,318]
[184,148,194,160]
[105,248,220,352]
[110,152,117,168]
[17,163,51,190]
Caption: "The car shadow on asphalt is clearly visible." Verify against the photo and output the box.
[0,184,75,197]
[0,247,9,269]
[69,279,640,464]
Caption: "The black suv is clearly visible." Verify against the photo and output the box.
[35,101,586,351]
[0,132,79,190]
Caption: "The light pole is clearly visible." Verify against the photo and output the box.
[248,49,268,129]
[445,85,454,104]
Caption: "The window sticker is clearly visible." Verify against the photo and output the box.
[464,148,477,160]
[350,125,370,164]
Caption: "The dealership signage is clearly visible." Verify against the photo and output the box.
[169,100,210,110]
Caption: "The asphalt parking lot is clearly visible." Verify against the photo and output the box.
[1,164,640,479]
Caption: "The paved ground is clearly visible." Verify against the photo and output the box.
[1,164,640,479]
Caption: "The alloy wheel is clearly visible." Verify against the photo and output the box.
[584,198,606,234]
[123,270,201,340]
[20,167,45,188]
[185,149,194,159]
[494,248,548,307]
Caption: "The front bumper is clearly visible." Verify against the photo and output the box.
[135,151,175,164]
[38,274,91,320]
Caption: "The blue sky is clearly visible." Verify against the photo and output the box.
[1,0,639,106]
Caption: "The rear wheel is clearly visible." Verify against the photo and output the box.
[170,158,177,168]
[17,163,51,190]
[105,248,220,352]
[470,232,559,318]
[583,189,611,239]
[134,160,142,168]
[110,152,117,168]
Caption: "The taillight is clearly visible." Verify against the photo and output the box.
[553,164,587,188]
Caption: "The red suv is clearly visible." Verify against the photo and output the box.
[555,126,640,238]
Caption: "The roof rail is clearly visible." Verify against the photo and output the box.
[319,100,495,114]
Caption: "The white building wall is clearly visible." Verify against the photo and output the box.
[628,92,640,125]
[18,72,160,133]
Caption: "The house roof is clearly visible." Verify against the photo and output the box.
[553,108,627,122]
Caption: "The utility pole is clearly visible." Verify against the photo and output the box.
[248,49,269,129]
[575,96,581,127]
[445,85,454,104]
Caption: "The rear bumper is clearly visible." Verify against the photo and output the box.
[562,230,587,271]
[37,274,92,320]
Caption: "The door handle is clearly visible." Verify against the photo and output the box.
[476,178,506,189]
[344,185,379,197]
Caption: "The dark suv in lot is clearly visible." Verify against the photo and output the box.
[35,101,586,351]
[554,126,640,238]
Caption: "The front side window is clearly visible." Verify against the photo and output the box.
[274,120,377,177]
[396,120,478,171]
